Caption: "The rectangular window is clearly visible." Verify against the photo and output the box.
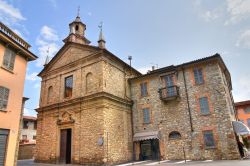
[2,48,16,71]
[22,135,27,140]
[143,108,150,124]
[33,135,36,140]
[203,130,215,148]
[64,75,73,98]
[199,97,210,115]
[34,121,37,130]
[244,107,250,114]
[23,121,28,129]
[194,68,204,84]
[164,75,176,96]
[247,119,250,128]
[140,82,148,97]
[0,86,9,110]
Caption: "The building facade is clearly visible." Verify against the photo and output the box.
[235,100,250,143]
[35,15,241,165]
[20,116,37,144]
[235,100,250,128]
[130,56,240,160]
[35,15,140,165]
[0,22,37,166]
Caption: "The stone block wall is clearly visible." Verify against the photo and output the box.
[35,98,133,165]
[131,60,240,160]
[18,144,36,160]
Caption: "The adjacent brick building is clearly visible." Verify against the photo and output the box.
[35,15,241,165]
[130,56,240,160]
[235,100,250,143]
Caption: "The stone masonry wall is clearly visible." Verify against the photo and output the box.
[36,45,138,165]
[131,60,240,160]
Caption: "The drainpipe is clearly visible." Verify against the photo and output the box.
[182,67,193,132]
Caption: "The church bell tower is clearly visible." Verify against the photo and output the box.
[63,8,90,45]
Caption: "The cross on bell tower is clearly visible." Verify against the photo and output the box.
[63,7,90,45]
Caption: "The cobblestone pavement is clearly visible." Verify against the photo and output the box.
[18,159,250,166]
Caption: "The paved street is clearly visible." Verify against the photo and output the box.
[17,159,250,166]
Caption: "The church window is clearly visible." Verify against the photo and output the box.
[86,73,94,93]
[169,131,181,140]
[75,25,79,31]
[64,76,73,98]
[47,86,53,103]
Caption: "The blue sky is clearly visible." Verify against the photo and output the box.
[1,0,250,116]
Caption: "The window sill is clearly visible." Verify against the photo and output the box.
[0,109,7,112]
[205,146,216,150]
[1,66,14,74]
[200,113,211,116]
[195,82,205,86]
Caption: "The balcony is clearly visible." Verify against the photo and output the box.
[158,85,179,101]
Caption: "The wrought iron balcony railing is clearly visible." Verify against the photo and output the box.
[158,85,179,101]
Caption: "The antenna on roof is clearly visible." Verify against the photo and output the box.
[128,55,132,75]
[77,6,80,17]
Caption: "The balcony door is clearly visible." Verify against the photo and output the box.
[164,75,175,96]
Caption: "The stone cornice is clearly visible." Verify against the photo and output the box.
[36,92,132,112]
[41,50,103,79]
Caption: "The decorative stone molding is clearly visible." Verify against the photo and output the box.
[57,111,75,125]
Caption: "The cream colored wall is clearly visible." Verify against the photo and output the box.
[20,121,37,142]
[0,43,28,166]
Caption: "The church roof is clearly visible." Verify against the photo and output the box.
[38,42,141,77]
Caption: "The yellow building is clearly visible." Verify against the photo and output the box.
[0,22,37,166]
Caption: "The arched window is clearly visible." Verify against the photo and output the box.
[75,25,79,31]
[86,72,94,93]
[169,131,181,140]
[47,86,53,103]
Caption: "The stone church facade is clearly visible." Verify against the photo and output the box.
[35,15,241,165]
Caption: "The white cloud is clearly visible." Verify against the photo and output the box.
[36,25,60,67]
[236,29,250,49]
[48,0,57,8]
[193,0,224,22]
[40,26,59,41]
[201,10,220,22]
[34,83,41,89]
[137,67,151,74]
[26,72,39,81]
[225,0,250,25]
[233,75,250,102]
[23,108,37,117]
[87,12,92,16]
[0,0,26,25]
